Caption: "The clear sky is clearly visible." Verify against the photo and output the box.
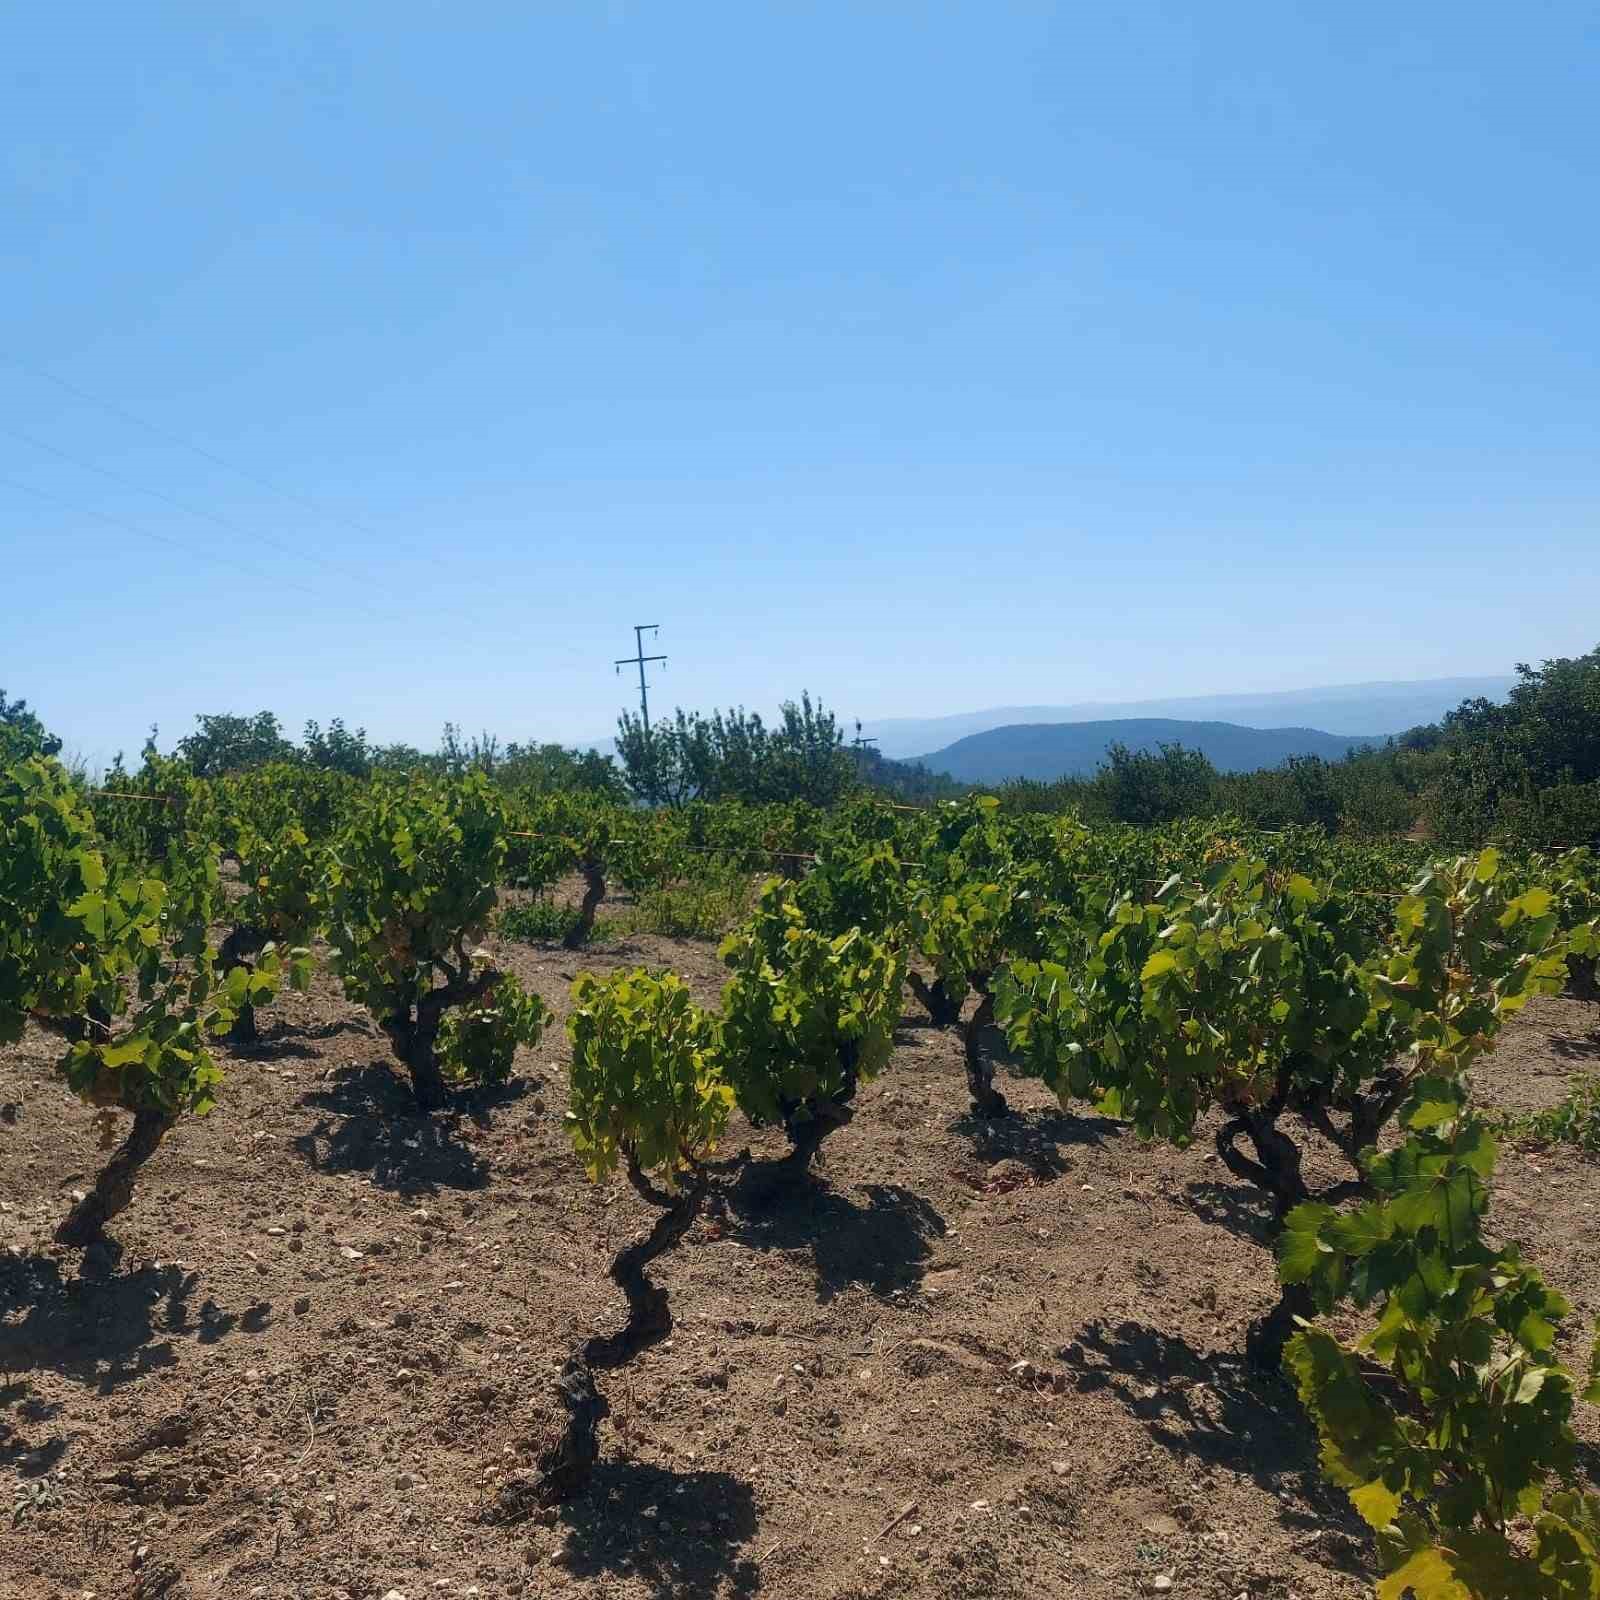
[4,3,1597,768]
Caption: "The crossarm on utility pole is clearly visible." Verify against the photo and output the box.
[615,624,667,729]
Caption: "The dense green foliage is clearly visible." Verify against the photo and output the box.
[0,688,63,764]
[498,897,610,946]
[615,692,857,808]
[324,772,526,1108]
[1429,646,1600,848]
[437,970,549,1088]
[1271,853,1598,1597]
[565,969,731,1182]
[719,882,905,1162]
[1,757,290,1240]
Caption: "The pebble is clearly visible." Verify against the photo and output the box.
[1152,1578,1173,1593]
[339,1246,364,1260]
[293,1297,311,1315]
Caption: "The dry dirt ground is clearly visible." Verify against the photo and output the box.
[4,902,1598,1600]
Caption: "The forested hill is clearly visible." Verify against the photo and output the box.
[914,718,1375,783]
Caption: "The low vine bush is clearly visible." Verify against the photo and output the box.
[437,971,548,1088]
[996,849,1574,1364]
[532,969,730,1504]
[327,772,522,1110]
[2,756,290,1242]
[719,881,905,1174]
[498,897,617,947]
[1282,1089,1600,1598]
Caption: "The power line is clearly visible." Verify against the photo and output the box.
[0,471,367,613]
[0,354,602,671]
[0,352,398,550]
[0,422,385,592]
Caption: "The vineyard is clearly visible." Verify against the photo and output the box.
[4,752,1600,1600]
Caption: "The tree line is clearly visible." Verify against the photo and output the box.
[6,639,1596,844]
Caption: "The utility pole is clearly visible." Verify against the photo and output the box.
[616,625,667,731]
[851,719,879,754]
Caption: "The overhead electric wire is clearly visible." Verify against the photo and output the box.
[0,471,379,615]
[0,352,608,671]
[0,422,386,592]
[0,351,397,549]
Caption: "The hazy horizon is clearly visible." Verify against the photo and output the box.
[27,667,1526,779]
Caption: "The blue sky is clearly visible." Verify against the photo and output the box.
[4,2,1597,767]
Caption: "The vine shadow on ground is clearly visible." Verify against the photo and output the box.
[1185,1167,1367,1251]
[1551,1027,1600,1062]
[292,1060,517,1194]
[947,1104,1115,1178]
[0,1252,249,1405]
[1,1363,66,1478]
[269,1018,375,1044]
[1061,1318,1369,1557]
[722,1168,946,1304]
[236,1017,378,1063]
[552,1460,759,1600]
[1180,1180,1277,1248]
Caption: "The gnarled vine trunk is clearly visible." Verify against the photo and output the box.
[1244,1278,1316,1371]
[1215,1106,1309,1222]
[56,1108,175,1246]
[383,964,502,1112]
[962,981,1008,1119]
[775,1039,861,1180]
[1568,954,1599,1004]
[536,1158,707,1505]
[562,859,607,951]
[1216,1094,1312,1371]
[907,972,962,1027]
[219,924,268,1044]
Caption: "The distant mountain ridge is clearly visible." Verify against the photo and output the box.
[912,718,1378,785]
[862,675,1512,760]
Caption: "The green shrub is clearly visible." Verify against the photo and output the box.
[499,897,617,946]
[718,882,905,1168]
[325,772,510,1109]
[1492,1075,1600,1154]
[565,968,730,1180]
[438,973,548,1087]
[626,865,756,940]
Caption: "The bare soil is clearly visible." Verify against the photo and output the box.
[4,915,1598,1600]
